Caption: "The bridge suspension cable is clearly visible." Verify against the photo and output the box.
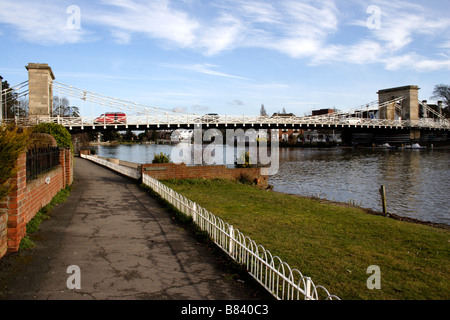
[1,81,29,118]
[52,81,197,116]
[302,97,406,122]
[1,80,29,103]
[418,100,447,120]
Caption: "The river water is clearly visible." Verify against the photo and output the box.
[89,144,450,225]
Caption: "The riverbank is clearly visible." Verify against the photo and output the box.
[276,191,450,231]
[162,178,449,300]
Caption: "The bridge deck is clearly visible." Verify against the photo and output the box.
[8,115,450,132]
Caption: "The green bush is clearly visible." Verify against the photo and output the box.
[0,124,30,202]
[33,123,73,152]
[152,152,171,164]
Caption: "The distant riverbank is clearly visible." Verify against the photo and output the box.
[87,140,174,147]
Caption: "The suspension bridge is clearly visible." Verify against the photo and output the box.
[1,64,449,137]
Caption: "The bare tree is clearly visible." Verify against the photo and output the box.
[431,84,450,118]
[1,79,19,119]
[53,96,80,117]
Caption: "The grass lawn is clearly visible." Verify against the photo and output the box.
[162,179,449,300]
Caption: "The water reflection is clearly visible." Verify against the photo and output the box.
[90,144,449,225]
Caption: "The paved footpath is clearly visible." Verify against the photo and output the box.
[0,158,268,300]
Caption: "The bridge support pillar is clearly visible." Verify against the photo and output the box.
[26,63,55,120]
[410,129,421,142]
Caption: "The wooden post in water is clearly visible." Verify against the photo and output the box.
[380,185,387,215]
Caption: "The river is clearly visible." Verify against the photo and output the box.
[88,144,450,225]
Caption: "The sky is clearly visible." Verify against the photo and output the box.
[1,0,450,117]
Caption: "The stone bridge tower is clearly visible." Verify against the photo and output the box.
[26,63,55,119]
[377,85,420,121]
[377,85,421,142]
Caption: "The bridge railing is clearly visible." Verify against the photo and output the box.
[64,115,450,129]
[79,152,340,300]
[5,114,450,130]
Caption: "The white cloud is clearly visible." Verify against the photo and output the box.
[371,3,450,52]
[1,0,449,72]
[215,0,339,58]
[311,40,384,66]
[439,41,450,50]
[90,0,341,59]
[348,1,450,50]
[92,0,199,47]
[384,53,450,71]
[111,30,131,45]
[195,13,245,56]
[307,0,450,70]
[0,1,89,45]
[161,63,250,80]
[281,0,339,36]
[238,1,281,24]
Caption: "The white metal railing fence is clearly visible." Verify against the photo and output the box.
[80,153,142,180]
[80,153,340,300]
[141,174,340,300]
[5,113,450,131]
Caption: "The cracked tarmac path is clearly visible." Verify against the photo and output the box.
[0,158,268,300]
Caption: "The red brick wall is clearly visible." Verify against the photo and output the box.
[0,148,73,258]
[141,163,269,188]
[0,200,9,258]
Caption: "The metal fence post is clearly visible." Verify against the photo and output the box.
[228,225,234,257]
[192,203,197,223]
[305,277,312,300]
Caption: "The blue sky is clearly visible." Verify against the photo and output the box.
[1,0,450,117]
